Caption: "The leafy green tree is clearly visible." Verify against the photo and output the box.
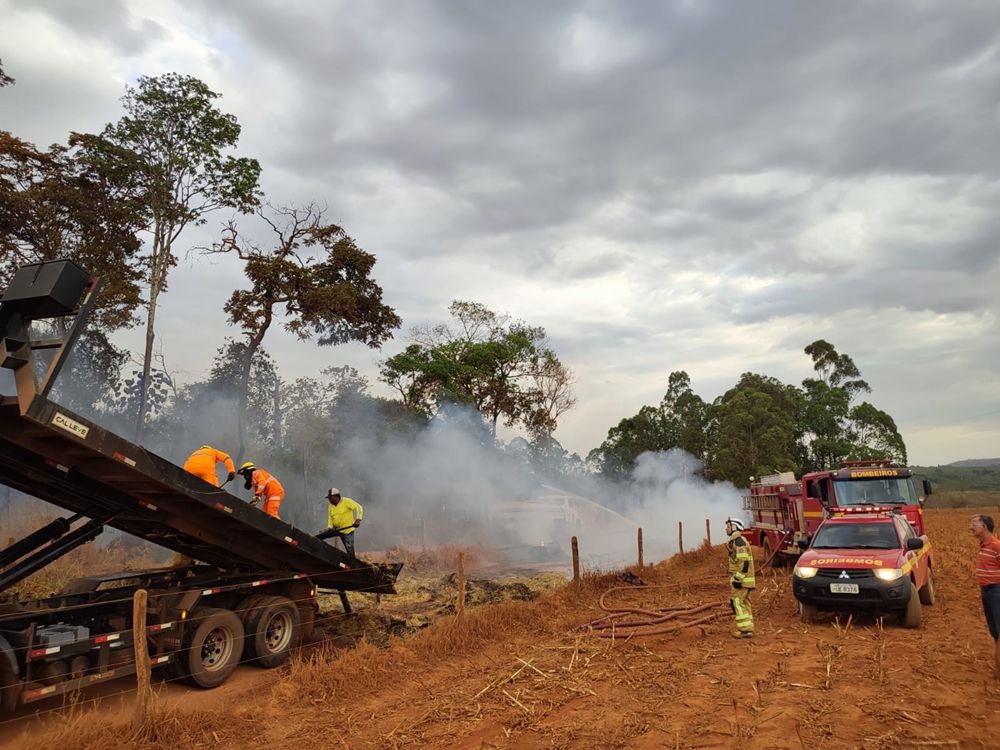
[848,402,907,465]
[0,59,13,87]
[0,132,145,330]
[590,370,708,478]
[380,301,574,439]
[707,375,800,484]
[803,339,870,398]
[213,203,400,461]
[77,73,262,443]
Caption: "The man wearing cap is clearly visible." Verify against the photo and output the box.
[726,517,756,638]
[322,488,363,558]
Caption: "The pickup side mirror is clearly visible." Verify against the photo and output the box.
[906,537,924,551]
[922,479,933,497]
[796,539,809,550]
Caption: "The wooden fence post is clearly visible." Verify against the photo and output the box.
[457,551,466,615]
[705,518,711,546]
[132,588,151,730]
[678,521,684,554]
[637,527,644,568]
[571,536,580,585]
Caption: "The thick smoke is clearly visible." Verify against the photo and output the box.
[1,336,744,573]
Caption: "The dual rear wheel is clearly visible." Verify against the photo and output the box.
[168,595,302,689]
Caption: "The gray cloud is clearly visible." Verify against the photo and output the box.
[1,0,999,463]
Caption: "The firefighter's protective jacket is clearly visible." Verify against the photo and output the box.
[727,530,756,589]
[251,469,284,501]
[327,497,364,535]
[183,446,236,486]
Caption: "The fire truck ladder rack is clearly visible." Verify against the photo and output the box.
[0,260,400,595]
[742,493,783,511]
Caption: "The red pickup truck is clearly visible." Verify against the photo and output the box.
[791,510,934,628]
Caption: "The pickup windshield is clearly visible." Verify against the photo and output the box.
[811,522,900,549]
[833,477,918,507]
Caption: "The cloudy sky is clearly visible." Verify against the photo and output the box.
[2,0,998,465]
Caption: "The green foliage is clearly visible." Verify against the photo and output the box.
[913,465,1000,493]
[590,370,710,478]
[593,342,908,485]
[707,373,800,484]
[214,203,400,460]
[379,300,575,439]
[76,72,262,442]
[0,132,145,331]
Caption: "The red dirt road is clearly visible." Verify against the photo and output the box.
[11,508,1000,749]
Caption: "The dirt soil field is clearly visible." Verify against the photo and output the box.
[7,508,1000,749]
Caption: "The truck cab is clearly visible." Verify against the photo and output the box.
[791,511,934,628]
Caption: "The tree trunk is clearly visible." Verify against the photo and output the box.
[273,379,283,449]
[236,311,271,465]
[134,283,159,444]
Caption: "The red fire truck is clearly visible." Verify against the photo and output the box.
[741,459,932,565]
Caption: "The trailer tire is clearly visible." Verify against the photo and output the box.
[918,568,936,606]
[0,657,17,713]
[180,608,244,688]
[0,636,19,712]
[244,596,300,668]
[799,601,818,624]
[901,582,922,629]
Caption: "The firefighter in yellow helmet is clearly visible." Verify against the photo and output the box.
[726,517,755,638]
[236,461,285,519]
[182,445,236,487]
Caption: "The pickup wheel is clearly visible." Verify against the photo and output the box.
[799,601,818,623]
[244,596,301,668]
[901,582,922,629]
[918,568,936,606]
[181,608,244,688]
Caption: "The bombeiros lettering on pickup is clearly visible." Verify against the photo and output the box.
[851,469,899,477]
[51,411,90,439]
[813,558,885,566]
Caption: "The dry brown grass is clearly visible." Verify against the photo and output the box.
[2,511,162,600]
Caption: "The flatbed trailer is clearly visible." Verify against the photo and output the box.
[0,259,402,710]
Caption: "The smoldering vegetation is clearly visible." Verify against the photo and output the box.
[1,339,741,571]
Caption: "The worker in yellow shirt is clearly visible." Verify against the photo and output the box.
[319,487,363,557]
[182,445,236,487]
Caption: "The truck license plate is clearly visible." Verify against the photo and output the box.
[830,583,859,594]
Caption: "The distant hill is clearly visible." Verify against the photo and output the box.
[912,464,1000,492]
[947,458,1000,468]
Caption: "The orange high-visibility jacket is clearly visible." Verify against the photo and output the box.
[251,469,285,500]
[183,446,236,486]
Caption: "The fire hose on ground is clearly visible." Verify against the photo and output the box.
[580,580,728,639]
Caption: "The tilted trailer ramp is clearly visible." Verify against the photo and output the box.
[0,259,403,709]
[0,394,400,593]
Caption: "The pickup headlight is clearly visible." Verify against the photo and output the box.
[875,568,904,582]
[794,565,818,579]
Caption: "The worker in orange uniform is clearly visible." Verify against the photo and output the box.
[236,461,285,519]
[726,517,756,638]
[182,445,236,487]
